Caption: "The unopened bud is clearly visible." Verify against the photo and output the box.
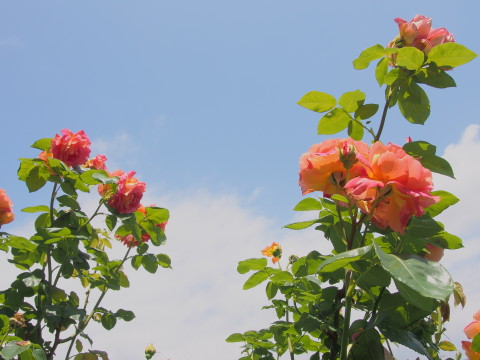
[145,344,156,360]
[289,255,299,264]
[339,143,358,170]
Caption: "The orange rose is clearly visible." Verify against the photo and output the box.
[0,189,14,227]
[345,142,439,233]
[463,311,480,360]
[51,129,91,167]
[261,242,282,264]
[299,138,369,196]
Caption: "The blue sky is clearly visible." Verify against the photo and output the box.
[0,1,479,359]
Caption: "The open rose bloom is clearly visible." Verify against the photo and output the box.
[388,14,454,54]
[98,170,146,214]
[51,129,92,167]
[0,189,14,226]
[299,139,439,234]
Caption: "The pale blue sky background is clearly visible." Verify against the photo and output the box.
[1,1,479,359]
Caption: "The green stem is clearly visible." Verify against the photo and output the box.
[286,299,295,360]
[374,97,390,142]
[63,245,133,358]
[78,200,105,232]
[339,270,353,360]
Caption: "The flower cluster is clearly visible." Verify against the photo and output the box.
[299,138,439,233]
[115,205,168,247]
[388,14,455,54]
[261,242,282,264]
[0,189,14,227]
[463,311,480,360]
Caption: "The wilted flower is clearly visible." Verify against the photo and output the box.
[0,189,14,227]
[9,313,26,328]
[51,129,91,167]
[262,242,282,264]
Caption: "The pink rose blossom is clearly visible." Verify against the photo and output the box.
[84,154,108,170]
[98,170,146,214]
[51,129,91,167]
[389,15,454,54]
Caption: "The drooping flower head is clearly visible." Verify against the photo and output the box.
[344,142,439,233]
[299,138,369,196]
[262,242,282,264]
[0,189,14,227]
[84,154,108,171]
[51,129,91,167]
[388,14,455,54]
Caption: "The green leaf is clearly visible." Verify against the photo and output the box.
[396,47,425,70]
[375,57,389,86]
[243,270,270,290]
[428,43,477,68]
[339,90,365,113]
[354,104,379,121]
[414,66,456,89]
[293,197,323,211]
[374,242,453,302]
[80,169,109,185]
[226,333,245,343]
[115,309,135,322]
[4,236,37,252]
[403,141,454,178]
[31,348,47,360]
[384,68,408,86]
[473,333,480,352]
[348,119,364,140]
[92,172,118,184]
[21,205,50,213]
[31,138,52,151]
[429,232,463,250]
[350,328,384,360]
[330,194,348,203]
[398,79,430,124]
[74,354,98,360]
[25,167,49,192]
[425,190,459,217]
[283,219,320,230]
[318,245,372,273]
[101,312,117,330]
[237,258,268,274]
[379,324,431,358]
[265,281,278,300]
[407,217,444,238]
[318,108,351,135]
[105,215,117,232]
[145,207,169,224]
[353,44,386,70]
[57,195,80,210]
[395,281,438,312]
[156,253,172,268]
[0,342,31,360]
[297,91,336,113]
[142,254,159,274]
[438,341,457,351]
[270,271,294,283]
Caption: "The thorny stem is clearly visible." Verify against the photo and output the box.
[339,269,353,360]
[374,96,390,142]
